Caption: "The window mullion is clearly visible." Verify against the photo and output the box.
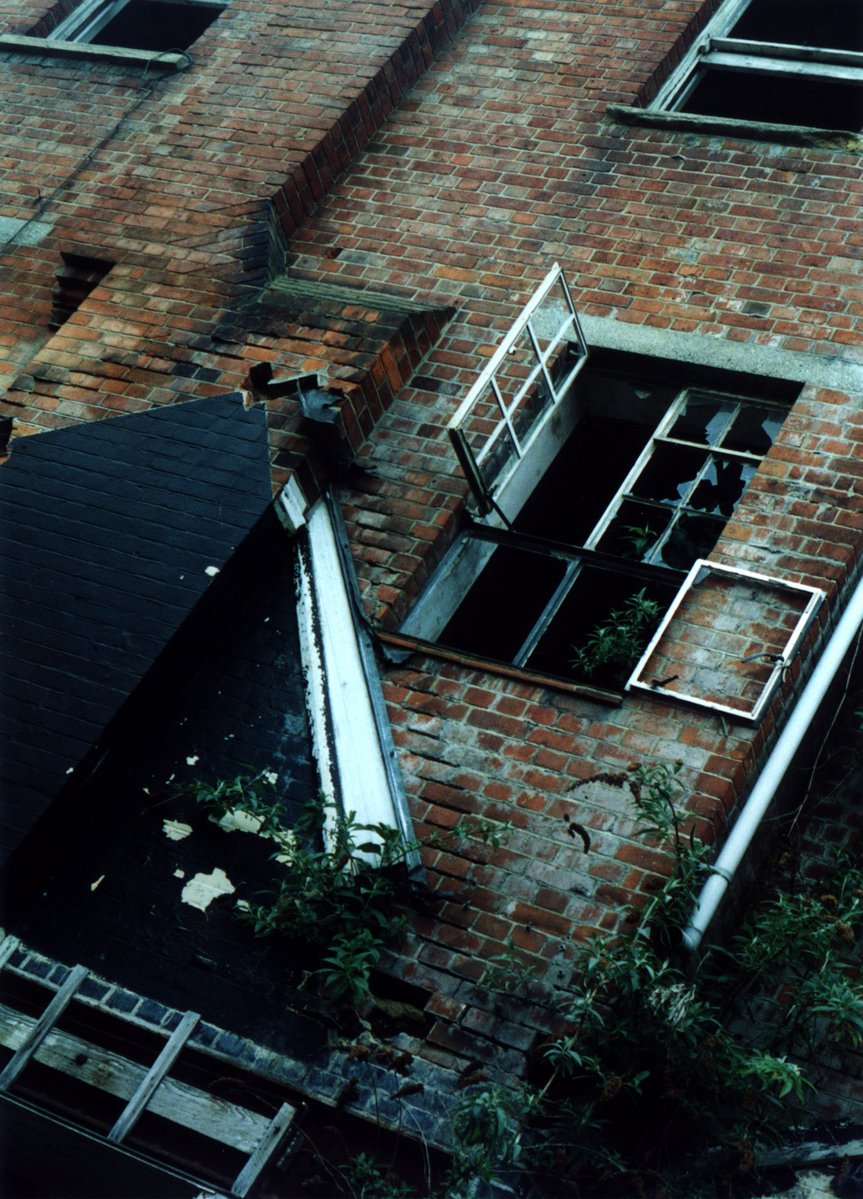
[513,560,581,667]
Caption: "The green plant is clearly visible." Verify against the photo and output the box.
[188,772,511,1012]
[623,522,658,558]
[481,936,539,1001]
[343,1152,412,1199]
[571,588,661,686]
[188,768,285,836]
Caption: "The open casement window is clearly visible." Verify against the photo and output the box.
[652,0,863,132]
[48,0,223,51]
[447,263,589,522]
[397,314,799,704]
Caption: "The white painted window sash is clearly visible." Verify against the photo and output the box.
[448,263,588,518]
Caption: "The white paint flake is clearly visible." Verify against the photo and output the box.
[90,875,105,892]
[174,868,185,879]
[217,810,264,835]
[185,755,199,766]
[181,868,235,912]
[205,565,220,577]
[163,819,193,841]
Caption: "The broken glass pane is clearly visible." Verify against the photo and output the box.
[723,403,784,455]
[631,445,706,506]
[690,457,757,517]
[656,512,726,570]
[668,393,736,446]
[595,500,670,561]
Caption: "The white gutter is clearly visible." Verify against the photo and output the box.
[681,571,863,954]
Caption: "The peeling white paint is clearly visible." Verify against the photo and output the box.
[181,869,235,912]
[217,810,264,835]
[174,868,185,879]
[163,819,193,841]
[90,875,105,892]
[205,565,220,577]
[185,755,199,766]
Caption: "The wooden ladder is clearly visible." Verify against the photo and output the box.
[0,935,295,1197]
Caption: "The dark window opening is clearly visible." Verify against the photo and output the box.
[729,0,863,53]
[412,353,798,694]
[91,0,222,51]
[680,69,863,132]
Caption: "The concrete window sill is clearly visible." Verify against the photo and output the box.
[0,34,186,68]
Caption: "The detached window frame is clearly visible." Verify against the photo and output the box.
[395,266,800,710]
[650,0,863,133]
[628,560,825,723]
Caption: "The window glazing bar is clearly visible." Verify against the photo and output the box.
[702,50,863,83]
[711,38,863,69]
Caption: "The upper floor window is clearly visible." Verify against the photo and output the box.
[49,0,223,52]
[395,267,800,702]
[651,0,863,133]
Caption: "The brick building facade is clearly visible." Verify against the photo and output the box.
[1,0,861,1193]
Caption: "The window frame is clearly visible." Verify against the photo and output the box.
[447,262,589,521]
[651,0,863,128]
[627,559,825,722]
[47,0,223,49]
[397,274,808,710]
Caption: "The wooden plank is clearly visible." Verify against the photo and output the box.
[0,1003,280,1153]
[108,1010,200,1144]
[0,935,21,971]
[0,964,87,1092]
[230,1103,295,1198]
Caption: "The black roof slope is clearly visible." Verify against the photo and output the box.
[0,393,273,865]
[7,507,325,1052]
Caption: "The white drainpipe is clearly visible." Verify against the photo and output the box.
[681,572,863,954]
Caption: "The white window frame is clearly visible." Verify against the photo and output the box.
[447,263,588,522]
[627,560,825,723]
[652,0,863,125]
[49,0,221,45]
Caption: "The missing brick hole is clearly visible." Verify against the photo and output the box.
[50,253,113,330]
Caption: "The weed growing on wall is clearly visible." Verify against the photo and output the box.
[187,766,863,1198]
[186,771,508,1009]
[571,588,661,687]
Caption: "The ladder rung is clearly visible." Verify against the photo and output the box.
[108,1010,200,1143]
[0,964,88,1092]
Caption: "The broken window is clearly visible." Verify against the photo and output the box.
[650,0,863,133]
[48,0,223,52]
[395,267,798,697]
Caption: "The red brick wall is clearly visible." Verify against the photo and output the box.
[2,0,862,1081]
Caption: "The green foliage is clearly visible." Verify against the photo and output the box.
[342,1153,412,1199]
[188,772,510,1011]
[481,936,539,1001]
[188,768,285,835]
[571,588,661,686]
[188,762,863,1199]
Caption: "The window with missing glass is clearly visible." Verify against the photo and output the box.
[48,0,223,52]
[394,268,798,697]
[650,0,863,133]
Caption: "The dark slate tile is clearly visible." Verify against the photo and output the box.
[0,393,274,864]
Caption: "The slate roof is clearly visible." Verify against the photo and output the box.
[7,506,326,1051]
[0,393,273,866]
